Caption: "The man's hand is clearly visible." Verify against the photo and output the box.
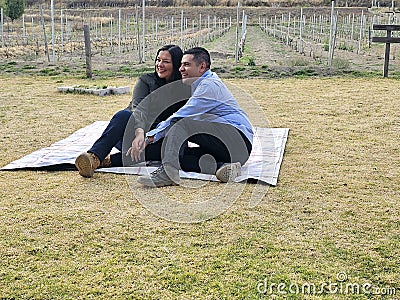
[126,129,155,162]
[126,128,145,162]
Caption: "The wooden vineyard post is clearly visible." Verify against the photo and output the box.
[180,10,184,47]
[235,1,239,64]
[358,11,364,54]
[207,15,210,42]
[299,8,303,54]
[84,24,92,79]
[141,0,145,63]
[126,14,130,52]
[65,14,69,44]
[110,14,114,53]
[151,14,154,48]
[351,13,355,40]
[22,14,26,45]
[328,0,335,66]
[135,5,141,62]
[51,0,55,61]
[155,17,158,46]
[170,16,174,44]
[214,16,217,41]
[118,9,121,54]
[100,17,103,41]
[40,5,50,63]
[199,14,202,46]
[372,24,400,77]
[31,16,34,41]
[60,10,64,54]
[1,8,4,48]
[286,12,290,46]
[94,13,98,39]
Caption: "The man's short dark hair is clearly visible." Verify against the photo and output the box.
[183,47,211,69]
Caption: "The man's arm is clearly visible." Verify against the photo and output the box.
[146,81,222,141]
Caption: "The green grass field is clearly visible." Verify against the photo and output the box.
[0,75,399,299]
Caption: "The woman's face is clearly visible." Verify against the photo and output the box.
[155,50,174,82]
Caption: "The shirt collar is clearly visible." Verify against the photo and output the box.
[191,69,212,92]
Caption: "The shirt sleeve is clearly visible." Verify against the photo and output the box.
[147,80,222,141]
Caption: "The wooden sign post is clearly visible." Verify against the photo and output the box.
[372,24,400,77]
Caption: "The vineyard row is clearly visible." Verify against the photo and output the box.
[0,7,233,62]
[258,9,399,64]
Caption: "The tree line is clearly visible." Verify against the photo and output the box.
[1,0,24,22]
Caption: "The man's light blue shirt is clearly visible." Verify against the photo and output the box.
[146,70,254,144]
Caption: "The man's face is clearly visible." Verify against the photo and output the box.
[179,54,206,84]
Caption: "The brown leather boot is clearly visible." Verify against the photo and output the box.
[75,152,101,178]
[100,155,111,168]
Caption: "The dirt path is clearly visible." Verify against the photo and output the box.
[205,25,330,78]
[244,25,318,67]
[205,24,315,67]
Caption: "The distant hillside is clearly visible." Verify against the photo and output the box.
[25,0,390,9]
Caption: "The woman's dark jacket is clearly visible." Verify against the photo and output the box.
[127,72,191,132]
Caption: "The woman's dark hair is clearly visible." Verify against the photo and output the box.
[155,44,183,82]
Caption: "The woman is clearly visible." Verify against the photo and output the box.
[75,44,189,178]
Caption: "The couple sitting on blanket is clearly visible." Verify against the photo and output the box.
[75,45,253,187]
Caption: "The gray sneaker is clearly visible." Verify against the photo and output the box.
[215,162,242,183]
[137,164,180,187]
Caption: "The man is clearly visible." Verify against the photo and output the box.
[136,47,254,187]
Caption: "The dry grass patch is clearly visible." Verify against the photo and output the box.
[0,76,399,299]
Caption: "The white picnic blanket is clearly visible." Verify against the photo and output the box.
[1,121,289,186]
